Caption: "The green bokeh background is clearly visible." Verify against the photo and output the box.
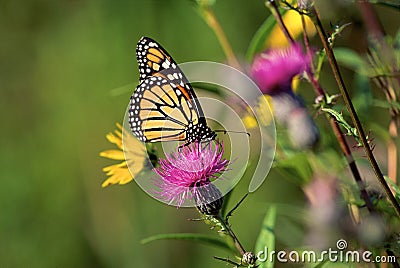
[1,0,398,267]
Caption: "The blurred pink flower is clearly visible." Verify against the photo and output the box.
[250,43,318,149]
[304,176,343,249]
[154,142,228,214]
[250,43,309,94]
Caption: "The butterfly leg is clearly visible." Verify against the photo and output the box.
[178,141,192,152]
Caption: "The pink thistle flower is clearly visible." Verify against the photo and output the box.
[250,43,309,94]
[154,142,229,214]
[250,43,318,149]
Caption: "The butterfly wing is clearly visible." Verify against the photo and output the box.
[137,37,183,82]
[131,37,215,144]
[129,75,199,143]
[136,36,206,118]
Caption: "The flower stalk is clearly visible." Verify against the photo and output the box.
[198,6,241,69]
[310,6,400,217]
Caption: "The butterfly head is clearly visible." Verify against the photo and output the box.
[201,125,217,142]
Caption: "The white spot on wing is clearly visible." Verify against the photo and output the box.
[162,60,171,69]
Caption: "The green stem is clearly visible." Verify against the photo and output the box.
[311,6,400,217]
[198,7,241,69]
[214,214,246,256]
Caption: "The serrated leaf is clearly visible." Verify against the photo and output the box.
[246,15,277,61]
[141,233,233,252]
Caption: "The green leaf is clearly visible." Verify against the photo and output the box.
[245,15,277,62]
[191,82,224,96]
[352,73,372,115]
[333,48,367,73]
[194,0,216,7]
[141,233,233,252]
[315,49,326,79]
[109,82,136,96]
[275,153,313,186]
[372,99,400,110]
[321,108,361,145]
[255,205,277,268]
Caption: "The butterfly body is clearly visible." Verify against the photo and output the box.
[129,37,216,144]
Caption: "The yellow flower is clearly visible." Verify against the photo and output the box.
[267,10,316,48]
[243,95,274,129]
[100,123,149,187]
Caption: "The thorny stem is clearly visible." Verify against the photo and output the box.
[265,0,295,44]
[310,6,400,217]
[331,120,375,212]
[199,7,241,69]
[300,15,375,213]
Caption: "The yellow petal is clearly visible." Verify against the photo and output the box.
[118,175,135,185]
[243,115,258,129]
[292,75,301,92]
[256,95,274,126]
[101,166,133,187]
[100,149,125,160]
[105,132,123,149]
[102,161,127,173]
[267,10,316,48]
[100,123,149,187]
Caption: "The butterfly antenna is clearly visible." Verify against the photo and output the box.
[214,129,250,137]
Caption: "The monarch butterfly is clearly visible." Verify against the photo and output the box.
[129,37,216,144]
